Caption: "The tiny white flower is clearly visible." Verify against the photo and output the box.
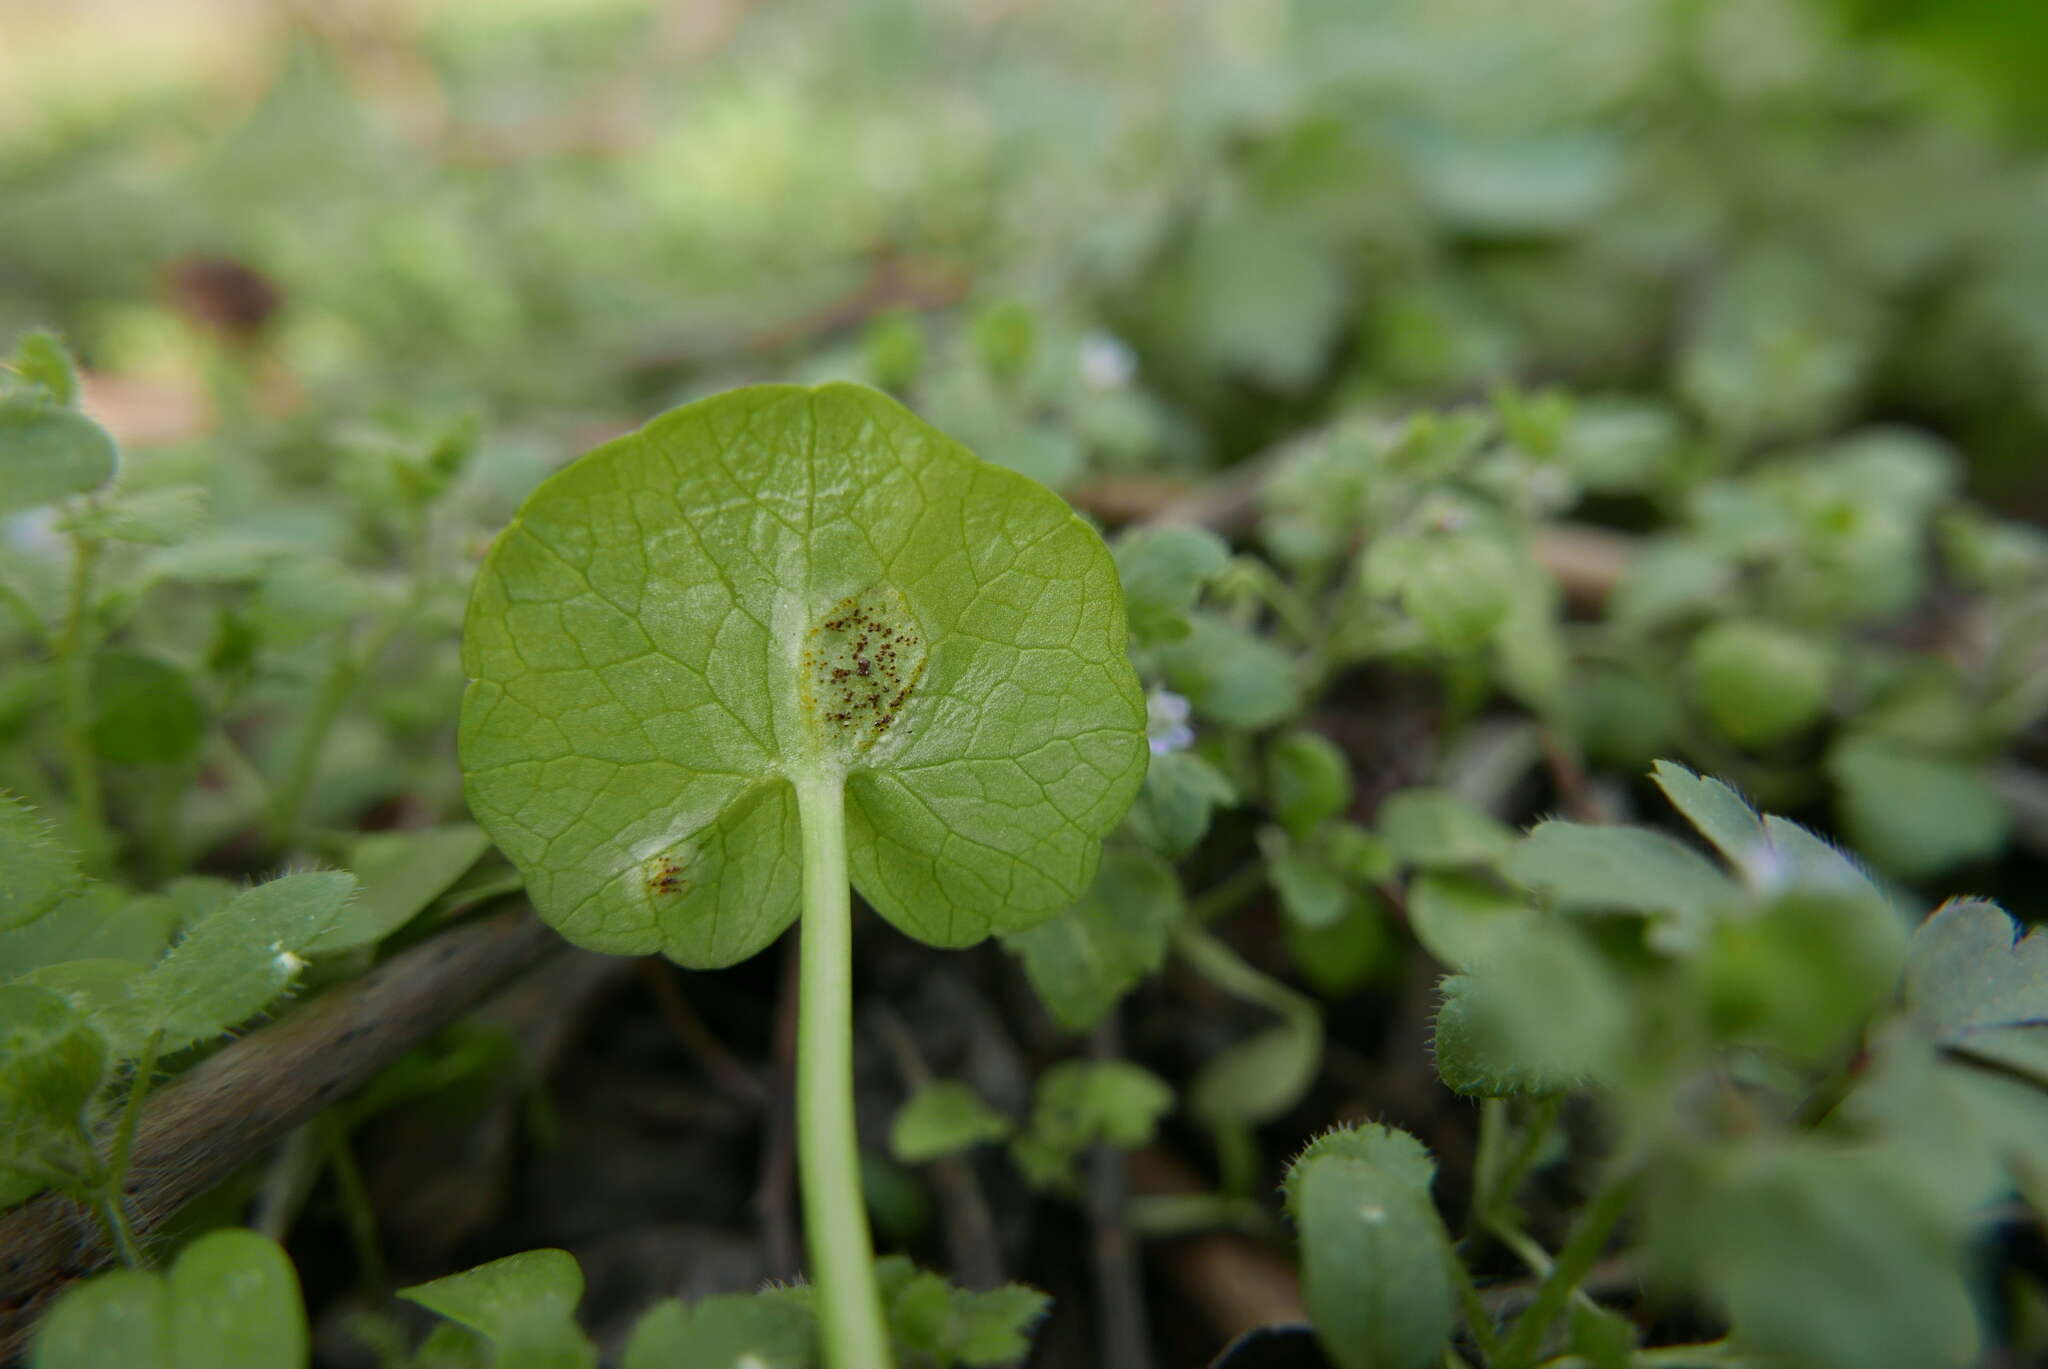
[1078,331,1137,391]
[2,507,65,558]
[1146,688,1194,756]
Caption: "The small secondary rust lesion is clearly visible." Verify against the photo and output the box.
[641,850,692,899]
[800,585,927,749]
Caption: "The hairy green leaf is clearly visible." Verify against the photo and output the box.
[89,650,206,767]
[623,1294,815,1369]
[1283,1125,1455,1369]
[16,959,153,1059]
[1700,891,1908,1061]
[1189,1012,1323,1128]
[1266,730,1351,837]
[1505,820,1737,941]
[401,1248,595,1369]
[57,484,209,547]
[1829,738,2009,879]
[1010,1060,1173,1191]
[306,825,492,955]
[1003,844,1181,1033]
[1433,922,1626,1098]
[13,332,80,406]
[145,871,357,1051]
[1651,760,1771,879]
[1364,526,1518,653]
[1404,871,1533,971]
[1259,825,1350,930]
[1377,788,1515,871]
[0,398,116,517]
[1152,613,1301,729]
[876,1258,1048,1367]
[1124,749,1236,858]
[1685,620,1834,748]
[1285,1121,1437,1207]
[0,885,180,980]
[0,983,106,1183]
[1904,897,2048,1079]
[1645,1142,1978,1369]
[1113,524,1228,644]
[0,791,83,931]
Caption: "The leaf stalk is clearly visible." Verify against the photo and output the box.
[793,768,893,1369]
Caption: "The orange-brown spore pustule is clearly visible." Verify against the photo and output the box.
[799,585,928,752]
[641,850,692,899]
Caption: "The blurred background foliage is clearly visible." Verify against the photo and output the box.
[1,0,2047,505]
[5,0,2046,893]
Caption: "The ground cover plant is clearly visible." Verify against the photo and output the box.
[4,1,2048,1367]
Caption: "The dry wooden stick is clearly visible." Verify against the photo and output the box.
[0,905,563,1359]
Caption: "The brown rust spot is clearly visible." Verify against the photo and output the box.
[641,850,693,899]
[800,585,928,751]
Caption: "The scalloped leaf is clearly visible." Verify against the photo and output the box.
[459,384,1146,966]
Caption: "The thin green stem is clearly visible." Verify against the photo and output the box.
[792,769,893,1369]
[1187,863,1268,926]
[1497,1170,1643,1369]
[269,636,367,851]
[96,1192,144,1268]
[0,569,50,648]
[1170,921,1307,1019]
[325,1123,389,1295]
[270,508,429,851]
[109,1029,163,1188]
[1451,1256,1503,1361]
[1211,1119,1259,1197]
[1492,1221,1558,1281]
[1633,1340,1754,1367]
[1472,1100,1509,1227]
[1490,1100,1561,1220]
[55,530,106,864]
[1243,559,1323,652]
[91,1027,167,1269]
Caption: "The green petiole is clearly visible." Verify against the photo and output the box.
[793,768,893,1369]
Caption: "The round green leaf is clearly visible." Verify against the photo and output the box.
[0,791,85,931]
[460,384,1146,966]
[1828,738,2009,879]
[167,1229,308,1369]
[31,1270,171,1369]
[0,401,116,518]
[1685,620,1833,748]
[31,1231,307,1369]
[1003,843,1183,1033]
[90,650,207,766]
[0,982,108,1160]
[891,1080,1015,1164]
[1266,730,1351,837]
[1292,1153,1456,1369]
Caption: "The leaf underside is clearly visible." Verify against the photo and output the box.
[460,384,1146,966]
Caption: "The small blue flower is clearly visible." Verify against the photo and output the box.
[1146,688,1194,756]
